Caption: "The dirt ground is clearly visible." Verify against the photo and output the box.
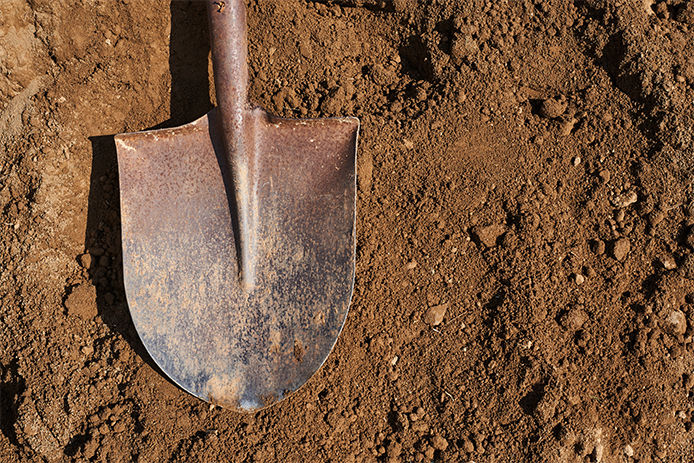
[2,0,694,461]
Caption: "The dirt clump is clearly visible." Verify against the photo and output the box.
[2,0,694,462]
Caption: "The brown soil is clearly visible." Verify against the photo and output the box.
[2,0,694,461]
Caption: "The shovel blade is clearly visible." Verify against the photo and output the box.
[115,108,358,411]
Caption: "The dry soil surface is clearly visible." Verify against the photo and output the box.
[2,0,694,462]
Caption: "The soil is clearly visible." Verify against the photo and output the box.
[2,0,694,461]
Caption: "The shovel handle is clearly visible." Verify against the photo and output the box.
[207,0,257,288]
[207,0,249,115]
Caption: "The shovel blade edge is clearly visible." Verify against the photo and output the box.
[115,108,358,411]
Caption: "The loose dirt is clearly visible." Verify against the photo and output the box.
[2,0,694,462]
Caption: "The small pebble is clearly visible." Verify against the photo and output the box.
[539,96,567,119]
[659,255,677,270]
[405,260,418,270]
[561,308,589,331]
[624,444,634,457]
[681,254,694,280]
[665,310,687,336]
[591,239,606,255]
[611,191,638,208]
[594,442,604,462]
[574,273,585,285]
[559,118,576,136]
[648,209,666,228]
[424,446,435,460]
[387,440,402,457]
[472,224,507,248]
[81,345,94,355]
[425,304,449,326]
[78,253,92,269]
[463,438,475,453]
[598,169,611,183]
[572,156,581,166]
[113,421,126,433]
[409,407,425,422]
[430,435,449,451]
[612,238,631,262]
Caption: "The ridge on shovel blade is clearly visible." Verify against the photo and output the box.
[114,0,359,412]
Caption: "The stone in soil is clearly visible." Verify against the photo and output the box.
[664,310,687,336]
[611,238,631,262]
[64,282,98,319]
[430,434,448,451]
[425,303,449,326]
[611,191,638,208]
[471,224,506,248]
[78,253,92,269]
[561,308,589,331]
[539,96,567,118]
[591,239,606,255]
[659,255,677,270]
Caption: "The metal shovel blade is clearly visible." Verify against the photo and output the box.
[115,108,358,411]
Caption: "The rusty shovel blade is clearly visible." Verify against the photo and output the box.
[114,1,358,411]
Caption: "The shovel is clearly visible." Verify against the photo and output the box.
[114,0,358,411]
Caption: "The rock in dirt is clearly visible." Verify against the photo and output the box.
[611,238,631,262]
[659,255,677,270]
[425,303,449,326]
[430,434,448,451]
[64,283,97,319]
[387,440,402,457]
[471,224,506,248]
[78,253,92,269]
[15,397,70,460]
[451,34,479,64]
[561,308,589,331]
[560,117,577,136]
[611,191,638,208]
[591,239,606,255]
[462,437,475,453]
[539,96,567,119]
[648,209,666,228]
[624,444,635,457]
[598,169,611,183]
[664,310,687,336]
